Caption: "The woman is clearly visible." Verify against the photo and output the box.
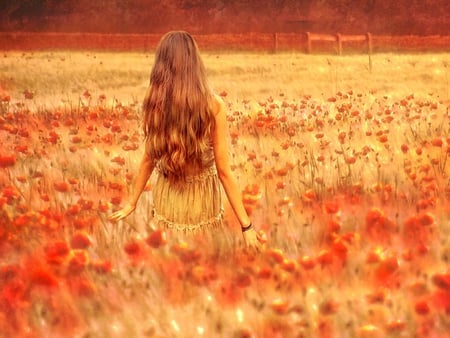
[109,31,260,251]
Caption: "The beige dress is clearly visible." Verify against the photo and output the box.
[151,143,235,254]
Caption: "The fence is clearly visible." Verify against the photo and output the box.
[0,32,449,54]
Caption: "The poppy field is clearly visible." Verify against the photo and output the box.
[1,51,450,337]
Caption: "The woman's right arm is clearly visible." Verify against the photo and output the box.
[212,95,260,249]
[108,148,155,222]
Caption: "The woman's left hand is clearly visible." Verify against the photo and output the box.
[243,228,262,251]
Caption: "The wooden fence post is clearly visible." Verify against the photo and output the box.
[366,32,373,54]
[336,33,342,55]
[306,32,311,53]
[273,33,278,53]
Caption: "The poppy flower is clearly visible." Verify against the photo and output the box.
[265,248,285,264]
[68,250,89,273]
[111,156,125,166]
[91,260,112,274]
[97,200,110,212]
[430,137,443,147]
[316,249,333,267]
[365,208,395,243]
[234,271,252,288]
[14,145,29,154]
[324,201,339,214]
[54,181,70,193]
[45,241,70,265]
[319,299,339,315]
[0,154,16,168]
[70,232,92,249]
[299,255,316,270]
[414,300,430,315]
[357,325,382,338]
[281,258,298,273]
[374,256,399,287]
[432,273,450,290]
[69,277,96,297]
[256,266,272,279]
[66,204,81,216]
[430,289,450,312]
[29,267,58,287]
[124,240,143,256]
[302,189,316,203]
[2,279,26,308]
[385,320,406,334]
[270,298,289,315]
[145,229,167,249]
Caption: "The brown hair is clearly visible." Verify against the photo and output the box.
[143,31,215,177]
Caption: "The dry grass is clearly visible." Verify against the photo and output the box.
[1,51,449,105]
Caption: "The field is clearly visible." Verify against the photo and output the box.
[1,51,450,338]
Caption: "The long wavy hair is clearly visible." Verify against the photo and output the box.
[143,31,215,178]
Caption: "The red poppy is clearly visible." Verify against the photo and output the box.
[45,241,70,265]
[302,189,316,203]
[299,255,316,270]
[70,232,92,249]
[97,200,110,212]
[14,145,29,155]
[189,264,213,286]
[69,277,96,297]
[430,137,443,147]
[403,213,433,247]
[54,181,70,193]
[385,320,406,334]
[91,260,112,274]
[365,289,386,304]
[2,185,20,204]
[68,250,89,273]
[78,198,94,211]
[374,256,399,287]
[324,201,339,214]
[430,289,450,312]
[29,267,58,287]
[66,204,81,216]
[145,229,167,249]
[365,208,395,243]
[1,279,26,308]
[214,280,243,307]
[270,298,290,315]
[320,299,339,315]
[331,239,348,261]
[0,154,16,168]
[432,273,450,290]
[281,258,298,273]
[414,300,430,315]
[124,240,143,256]
[265,248,285,264]
[234,271,252,288]
[256,266,272,279]
[316,249,333,267]
[110,196,122,206]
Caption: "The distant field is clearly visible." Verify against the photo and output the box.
[1,51,449,106]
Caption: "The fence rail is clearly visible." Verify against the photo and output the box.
[0,32,449,54]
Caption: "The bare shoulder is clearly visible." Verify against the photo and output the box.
[211,93,226,116]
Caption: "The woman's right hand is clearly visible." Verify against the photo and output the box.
[108,204,136,222]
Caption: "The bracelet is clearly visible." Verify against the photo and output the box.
[241,222,253,232]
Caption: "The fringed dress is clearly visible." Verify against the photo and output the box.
[151,143,236,255]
